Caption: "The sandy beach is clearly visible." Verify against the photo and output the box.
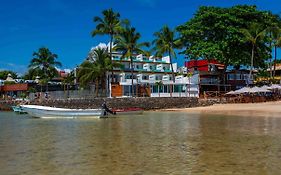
[165,101,281,117]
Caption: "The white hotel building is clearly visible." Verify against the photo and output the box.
[88,43,199,98]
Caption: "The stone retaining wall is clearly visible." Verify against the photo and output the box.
[1,97,226,111]
[0,101,16,111]
[32,97,200,110]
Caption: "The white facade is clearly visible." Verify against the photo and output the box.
[150,74,199,98]
[88,43,200,98]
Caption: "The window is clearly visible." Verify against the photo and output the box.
[236,74,241,80]
[174,85,181,93]
[123,85,131,96]
[227,74,235,80]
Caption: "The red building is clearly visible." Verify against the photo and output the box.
[0,83,29,99]
[185,60,230,95]
[185,59,225,72]
[185,59,254,95]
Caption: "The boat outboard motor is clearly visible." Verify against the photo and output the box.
[102,102,116,115]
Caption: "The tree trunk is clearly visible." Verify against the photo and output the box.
[169,51,175,82]
[67,83,69,98]
[269,32,273,78]
[158,85,160,97]
[108,35,114,97]
[273,45,277,78]
[130,56,134,97]
[169,51,174,97]
[249,44,255,86]
[102,74,107,97]
[95,79,99,97]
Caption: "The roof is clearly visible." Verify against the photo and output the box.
[185,59,225,68]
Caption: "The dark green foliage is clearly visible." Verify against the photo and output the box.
[0,70,17,79]
[23,68,43,80]
[4,81,16,85]
[63,72,75,85]
[240,23,268,76]
[114,25,150,96]
[28,47,61,80]
[91,8,123,76]
[152,25,181,82]
[177,5,281,68]
[77,47,120,96]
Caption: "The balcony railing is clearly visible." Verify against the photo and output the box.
[200,79,219,85]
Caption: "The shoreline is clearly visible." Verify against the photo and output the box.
[162,101,281,117]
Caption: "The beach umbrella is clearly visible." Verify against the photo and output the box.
[248,86,260,93]
[250,86,270,93]
[269,84,281,89]
[225,91,236,95]
[257,86,271,92]
[261,85,270,89]
[5,73,15,82]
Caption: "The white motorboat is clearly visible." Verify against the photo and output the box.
[21,105,104,118]
[11,105,27,114]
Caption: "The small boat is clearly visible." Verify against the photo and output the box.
[112,107,144,115]
[11,105,27,114]
[20,105,104,118]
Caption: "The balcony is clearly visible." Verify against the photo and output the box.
[112,57,120,61]
[200,78,219,85]
[135,68,146,72]
[164,69,172,72]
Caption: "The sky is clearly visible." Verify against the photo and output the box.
[1,0,281,75]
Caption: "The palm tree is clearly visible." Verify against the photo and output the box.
[29,47,61,91]
[114,26,149,97]
[23,68,42,80]
[77,61,100,96]
[78,47,120,96]
[240,23,267,82]
[91,9,122,85]
[270,26,281,78]
[62,72,75,98]
[152,25,181,82]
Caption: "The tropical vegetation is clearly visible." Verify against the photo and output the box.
[114,25,150,96]
[3,5,281,97]
[28,47,62,80]
[152,25,181,82]
[270,26,281,77]
[91,9,123,81]
[77,47,120,96]
[0,70,17,80]
[177,5,281,71]
[240,23,267,80]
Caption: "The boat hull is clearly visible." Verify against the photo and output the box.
[21,105,103,118]
[113,108,144,115]
[11,106,27,114]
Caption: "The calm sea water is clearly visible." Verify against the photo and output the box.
[1,111,281,175]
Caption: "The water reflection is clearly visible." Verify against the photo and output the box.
[1,112,281,174]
